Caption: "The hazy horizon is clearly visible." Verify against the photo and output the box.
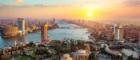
[0,0,140,23]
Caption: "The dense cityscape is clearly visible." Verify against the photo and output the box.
[0,18,139,60]
[0,0,140,60]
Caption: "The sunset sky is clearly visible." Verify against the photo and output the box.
[0,0,140,22]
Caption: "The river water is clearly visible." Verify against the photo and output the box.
[0,21,92,48]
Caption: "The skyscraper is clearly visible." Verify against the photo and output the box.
[17,18,26,35]
[113,24,124,42]
[41,23,49,43]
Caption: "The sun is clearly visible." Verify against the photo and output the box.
[87,11,93,17]
[82,5,98,20]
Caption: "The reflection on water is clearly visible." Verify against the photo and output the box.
[0,21,91,48]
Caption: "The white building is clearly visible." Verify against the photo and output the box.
[17,18,26,35]
[113,24,124,42]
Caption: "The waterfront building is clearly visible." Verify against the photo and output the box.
[41,23,49,43]
[17,18,26,35]
[30,24,37,30]
[2,25,19,38]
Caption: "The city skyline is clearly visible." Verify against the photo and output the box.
[0,0,140,23]
[0,1,140,59]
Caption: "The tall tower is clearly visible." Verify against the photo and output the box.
[113,24,124,42]
[53,18,55,23]
[41,23,49,43]
[17,18,26,35]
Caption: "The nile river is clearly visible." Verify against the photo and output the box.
[0,21,92,48]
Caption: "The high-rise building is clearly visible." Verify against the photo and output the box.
[17,18,26,35]
[113,24,124,42]
[53,18,55,23]
[41,23,49,43]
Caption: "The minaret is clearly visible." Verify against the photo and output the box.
[41,23,49,43]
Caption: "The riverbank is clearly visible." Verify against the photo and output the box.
[0,21,140,60]
[0,21,92,48]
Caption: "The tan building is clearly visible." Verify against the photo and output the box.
[2,25,19,38]
[41,23,49,43]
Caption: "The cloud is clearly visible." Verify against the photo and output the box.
[124,0,140,6]
[16,0,23,3]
